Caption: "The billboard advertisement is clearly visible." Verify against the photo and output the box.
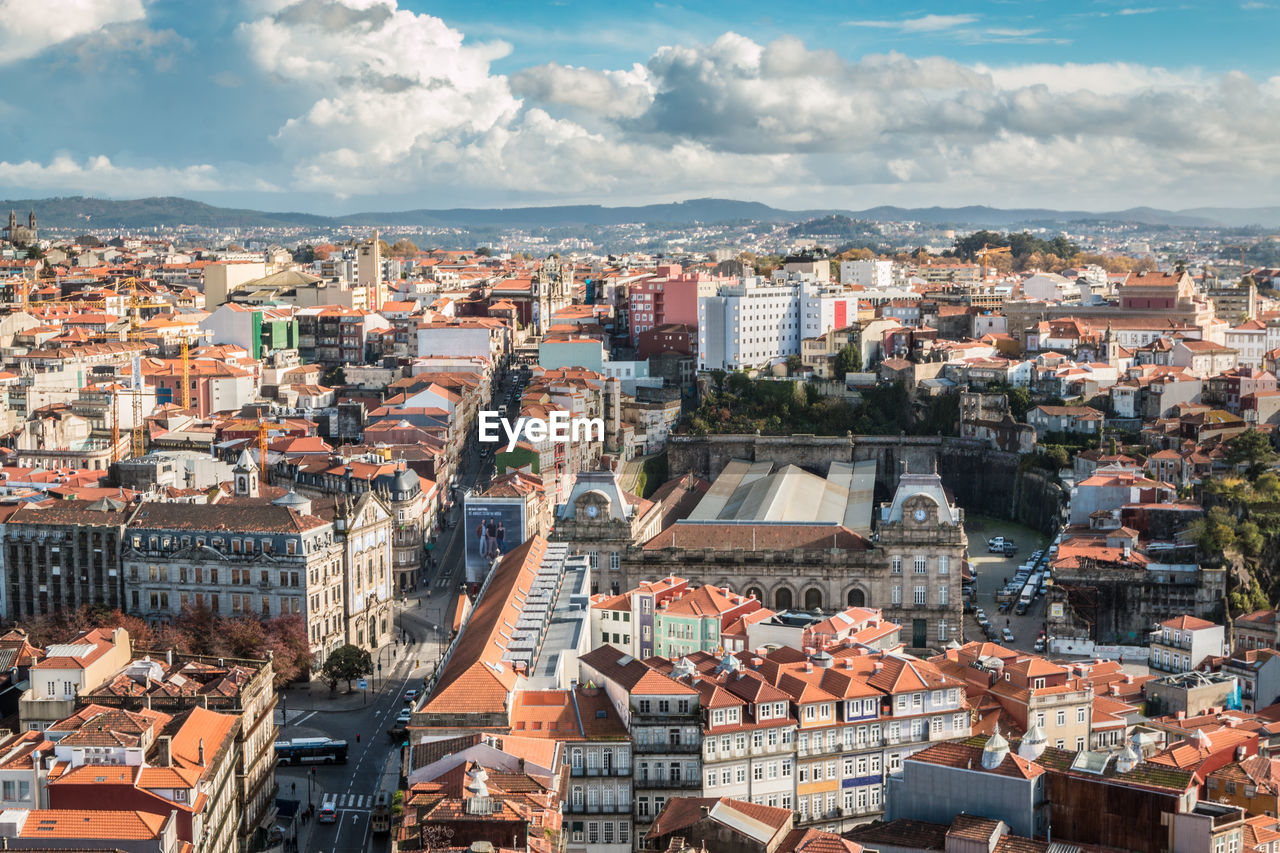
[464,498,528,583]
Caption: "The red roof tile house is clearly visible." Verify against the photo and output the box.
[398,760,562,853]
[42,704,239,853]
[885,731,1047,838]
[1149,615,1227,674]
[20,627,133,732]
[645,797,842,853]
[0,807,183,851]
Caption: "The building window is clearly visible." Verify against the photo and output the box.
[913,586,926,606]
[891,586,902,605]
[938,586,949,606]
[891,556,902,574]
[913,556,927,574]
[938,556,949,575]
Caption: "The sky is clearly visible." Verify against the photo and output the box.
[0,0,1278,215]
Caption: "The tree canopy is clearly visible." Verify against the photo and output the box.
[321,644,373,691]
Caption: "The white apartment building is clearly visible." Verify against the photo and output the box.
[840,259,895,290]
[698,277,858,372]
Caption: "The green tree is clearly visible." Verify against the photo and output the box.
[1239,521,1265,557]
[389,238,419,256]
[1006,386,1032,419]
[1225,429,1276,477]
[834,345,862,377]
[321,644,373,692]
[1188,506,1237,555]
[474,246,492,257]
[786,355,804,374]
[1043,446,1070,470]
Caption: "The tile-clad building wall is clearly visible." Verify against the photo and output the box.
[3,499,134,620]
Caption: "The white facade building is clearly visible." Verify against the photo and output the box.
[698,277,858,372]
[840,259,895,290]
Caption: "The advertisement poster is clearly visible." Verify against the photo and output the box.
[464,499,528,583]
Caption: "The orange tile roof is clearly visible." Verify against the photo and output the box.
[17,809,167,840]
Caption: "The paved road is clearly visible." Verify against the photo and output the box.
[962,516,1051,652]
[272,365,523,851]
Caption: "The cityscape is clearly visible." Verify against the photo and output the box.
[1,2,1280,853]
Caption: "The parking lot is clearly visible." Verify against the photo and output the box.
[962,516,1051,653]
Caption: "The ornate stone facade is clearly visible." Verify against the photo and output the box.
[622,467,965,651]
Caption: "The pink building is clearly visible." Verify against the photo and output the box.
[628,264,729,345]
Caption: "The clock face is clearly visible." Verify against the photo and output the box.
[913,508,927,522]
[586,503,599,518]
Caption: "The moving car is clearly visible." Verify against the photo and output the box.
[1033,638,1046,652]
[1002,628,1015,642]
[396,708,412,725]
[403,689,419,703]
[319,796,338,824]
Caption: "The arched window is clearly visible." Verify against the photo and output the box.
[804,588,823,612]
[847,588,866,607]
[775,588,793,610]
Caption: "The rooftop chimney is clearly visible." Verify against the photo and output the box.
[700,805,710,817]
[198,738,205,766]
[155,735,172,767]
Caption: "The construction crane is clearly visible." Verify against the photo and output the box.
[976,243,1012,281]
[131,356,145,459]
[258,418,271,480]
[180,334,191,411]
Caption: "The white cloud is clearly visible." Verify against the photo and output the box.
[5,5,1278,210]
[0,0,145,64]
[510,62,655,118]
[846,14,979,32]
[0,155,240,194]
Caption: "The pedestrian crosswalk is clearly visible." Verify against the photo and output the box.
[334,794,373,810]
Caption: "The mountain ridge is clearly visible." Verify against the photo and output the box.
[5,195,1280,231]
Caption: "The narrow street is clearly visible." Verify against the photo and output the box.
[271,366,517,851]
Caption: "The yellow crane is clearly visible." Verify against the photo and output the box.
[258,418,271,480]
[976,243,1012,281]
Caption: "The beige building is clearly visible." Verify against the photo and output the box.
[20,627,133,731]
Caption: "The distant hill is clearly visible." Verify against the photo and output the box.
[0,196,331,229]
[5,195,1279,231]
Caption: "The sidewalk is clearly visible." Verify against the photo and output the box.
[275,745,329,853]
[276,643,428,718]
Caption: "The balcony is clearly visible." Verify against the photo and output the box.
[571,766,631,777]
[633,776,700,790]
[633,740,700,754]
[565,802,631,815]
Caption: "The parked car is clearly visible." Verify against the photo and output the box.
[403,689,419,703]
[396,708,412,725]
[1033,638,1046,652]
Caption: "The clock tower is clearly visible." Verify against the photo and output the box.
[551,469,663,595]
[877,461,966,651]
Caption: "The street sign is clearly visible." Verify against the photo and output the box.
[357,679,368,690]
